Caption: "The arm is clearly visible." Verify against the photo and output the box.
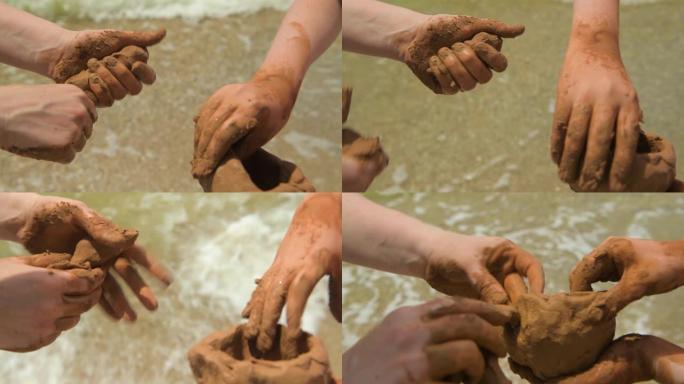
[342,194,544,304]
[192,0,341,178]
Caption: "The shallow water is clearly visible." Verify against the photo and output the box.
[343,0,684,192]
[343,193,684,383]
[0,193,341,383]
[0,9,341,192]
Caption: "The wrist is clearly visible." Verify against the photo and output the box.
[37,29,76,80]
[251,65,301,107]
[390,12,430,63]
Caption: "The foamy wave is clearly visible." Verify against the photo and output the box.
[6,0,293,21]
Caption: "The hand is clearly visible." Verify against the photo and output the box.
[424,234,544,304]
[343,297,514,384]
[398,14,524,94]
[0,84,96,163]
[242,194,341,358]
[46,28,165,105]
[0,257,103,352]
[342,128,389,192]
[569,237,684,318]
[510,334,684,384]
[14,194,173,321]
[192,72,298,178]
[551,39,641,191]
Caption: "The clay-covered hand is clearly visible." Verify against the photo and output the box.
[343,296,514,384]
[192,73,297,178]
[510,334,684,384]
[342,128,389,192]
[569,237,684,318]
[424,234,544,304]
[398,14,524,94]
[46,28,165,106]
[13,194,172,322]
[551,36,641,191]
[0,257,103,352]
[0,84,97,163]
[242,194,341,359]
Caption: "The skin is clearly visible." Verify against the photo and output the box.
[191,0,341,178]
[342,194,544,305]
[569,237,684,319]
[0,193,173,323]
[551,0,641,191]
[242,193,341,359]
[0,257,103,352]
[342,0,524,94]
[343,296,514,383]
[511,334,684,384]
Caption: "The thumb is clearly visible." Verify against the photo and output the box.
[603,278,647,316]
[71,207,138,260]
[467,265,509,305]
[112,28,166,48]
[468,18,525,39]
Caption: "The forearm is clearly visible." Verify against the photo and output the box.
[256,0,341,91]
[662,240,684,286]
[570,0,620,55]
[342,0,426,61]
[342,194,440,278]
[0,3,70,78]
[0,193,39,243]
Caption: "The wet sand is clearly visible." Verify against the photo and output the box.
[0,194,341,382]
[0,11,341,192]
[343,193,684,383]
[342,0,684,192]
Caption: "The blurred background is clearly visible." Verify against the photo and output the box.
[0,193,341,383]
[343,0,684,192]
[0,0,341,192]
[343,192,684,383]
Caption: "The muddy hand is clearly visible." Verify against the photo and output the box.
[342,127,389,192]
[399,14,524,94]
[424,234,544,304]
[241,194,341,359]
[191,73,297,178]
[343,296,513,383]
[569,237,684,319]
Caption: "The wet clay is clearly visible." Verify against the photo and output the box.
[19,202,138,260]
[504,291,616,380]
[25,238,105,284]
[199,148,315,192]
[187,324,333,384]
[570,131,676,192]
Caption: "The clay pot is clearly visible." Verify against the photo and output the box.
[187,324,334,384]
[199,149,315,192]
[570,131,676,192]
[504,292,616,380]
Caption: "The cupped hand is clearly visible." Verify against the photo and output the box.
[424,234,544,304]
[343,296,514,384]
[191,73,297,178]
[551,43,642,191]
[0,257,103,352]
[242,194,341,359]
[399,14,524,94]
[0,84,96,163]
[569,237,684,319]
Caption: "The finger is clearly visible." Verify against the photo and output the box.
[438,47,476,91]
[192,104,238,177]
[429,55,457,95]
[452,43,492,84]
[328,256,342,323]
[110,28,166,48]
[115,46,150,65]
[102,274,136,322]
[54,315,81,332]
[510,247,545,295]
[71,209,138,258]
[78,90,98,124]
[471,41,508,72]
[202,117,258,174]
[61,268,105,295]
[551,102,572,165]
[559,104,592,183]
[424,296,513,326]
[257,276,289,353]
[89,74,114,108]
[123,245,173,286]
[53,147,77,164]
[88,58,127,100]
[609,106,640,191]
[131,62,157,85]
[604,279,648,315]
[466,266,509,305]
[568,247,620,292]
[426,313,507,356]
[113,256,157,311]
[578,107,618,191]
[244,276,268,340]
[466,18,526,38]
[503,273,527,304]
[103,56,143,95]
[98,295,120,320]
[63,286,102,316]
[72,132,87,152]
[508,358,544,384]
[425,340,485,382]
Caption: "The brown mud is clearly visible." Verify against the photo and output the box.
[187,324,333,384]
[570,131,677,192]
[25,238,106,283]
[199,149,315,192]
